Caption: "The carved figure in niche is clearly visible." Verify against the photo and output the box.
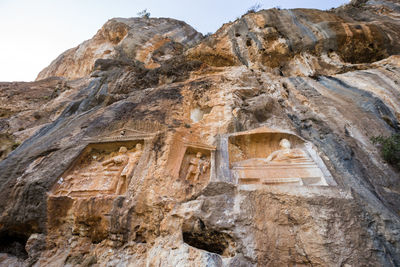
[117,143,143,194]
[265,139,309,164]
[121,143,143,178]
[52,142,146,197]
[231,134,329,186]
[185,152,210,182]
[101,144,143,194]
[101,146,130,194]
[102,146,129,170]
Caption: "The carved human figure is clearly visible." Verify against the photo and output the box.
[101,146,130,194]
[265,139,309,163]
[200,159,210,180]
[185,152,210,182]
[121,143,143,178]
[116,143,143,194]
[102,146,130,169]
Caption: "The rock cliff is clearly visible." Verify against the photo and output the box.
[1,1,400,266]
[36,18,202,80]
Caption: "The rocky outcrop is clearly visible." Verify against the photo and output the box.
[187,2,400,76]
[0,78,90,161]
[1,1,400,266]
[36,17,202,80]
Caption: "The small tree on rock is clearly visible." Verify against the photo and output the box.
[372,134,400,171]
[137,9,150,19]
[246,3,262,13]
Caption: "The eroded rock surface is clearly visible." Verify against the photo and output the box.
[36,17,203,80]
[0,78,90,161]
[1,1,400,266]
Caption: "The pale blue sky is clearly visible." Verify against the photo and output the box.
[0,0,348,81]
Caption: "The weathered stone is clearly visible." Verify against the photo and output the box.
[36,18,203,80]
[1,1,400,266]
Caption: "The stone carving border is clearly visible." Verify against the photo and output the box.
[51,124,161,197]
[216,127,337,186]
[84,130,158,143]
[84,120,165,143]
[183,142,216,152]
[178,142,216,183]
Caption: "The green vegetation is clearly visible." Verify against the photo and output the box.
[246,3,262,14]
[12,141,21,150]
[372,134,400,170]
[137,9,150,19]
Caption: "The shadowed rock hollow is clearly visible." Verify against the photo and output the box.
[1,1,400,266]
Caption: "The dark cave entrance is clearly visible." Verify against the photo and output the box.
[0,231,29,259]
[182,218,236,257]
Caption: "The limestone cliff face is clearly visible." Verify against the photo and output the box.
[187,1,400,75]
[1,1,400,266]
[0,78,91,161]
[36,17,202,80]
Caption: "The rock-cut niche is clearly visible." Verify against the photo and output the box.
[51,140,144,197]
[179,145,213,184]
[165,132,216,198]
[228,128,333,186]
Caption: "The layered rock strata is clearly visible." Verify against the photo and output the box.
[0,1,400,266]
[36,18,202,80]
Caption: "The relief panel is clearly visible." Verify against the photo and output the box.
[166,131,216,188]
[50,123,160,197]
[228,128,334,186]
[179,144,213,184]
[47,124,159,244]
[52,141,144,197]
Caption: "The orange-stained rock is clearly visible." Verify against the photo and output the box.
[1,1,400,266]
[230,131,331,186]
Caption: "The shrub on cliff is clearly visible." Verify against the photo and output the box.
[372,134,400,170]
[246,3,262,14]
[137,9,150,18]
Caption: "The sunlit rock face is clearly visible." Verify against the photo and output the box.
[1,1,400,266]
[187,2,400,76]
[36,17,203,80]
[0,77,91,161]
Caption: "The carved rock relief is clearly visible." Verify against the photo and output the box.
[85,120,164,142]
[47,126,156,243]
[166,131,215,189]
[51,141,144,197]
[179,146,212,183]
[228,128,333,186]
[50,123,161,198]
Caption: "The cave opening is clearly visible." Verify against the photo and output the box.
[182,219,236,257]
[0,231,29,259]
